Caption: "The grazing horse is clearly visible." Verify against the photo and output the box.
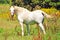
[10,6,51,36]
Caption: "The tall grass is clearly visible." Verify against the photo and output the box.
[0,4,60,40]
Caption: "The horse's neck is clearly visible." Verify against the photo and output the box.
[14,6,30,17]
[16,7,30,14]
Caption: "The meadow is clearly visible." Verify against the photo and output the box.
[0,4,60,40]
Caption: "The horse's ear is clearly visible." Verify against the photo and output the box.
[13,5,15,7]
[11,5,15,8]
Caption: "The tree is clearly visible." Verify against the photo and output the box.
[0,0,59,10]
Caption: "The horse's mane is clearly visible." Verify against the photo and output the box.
[13,6,30,13]
[14,6,28,11]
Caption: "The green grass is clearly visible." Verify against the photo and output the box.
[0,17,60,40]
[0,4,60,40]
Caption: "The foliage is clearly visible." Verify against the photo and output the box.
[57,2,60,5]
[45,0,51,2]
[0,0,60,10]
[31,0,39,4]
[49,2,57,7]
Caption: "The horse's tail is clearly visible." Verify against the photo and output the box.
[42,12,52,18]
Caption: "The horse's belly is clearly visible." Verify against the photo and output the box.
[23,20,37,25]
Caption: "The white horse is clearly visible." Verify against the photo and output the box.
[10,6,51,36]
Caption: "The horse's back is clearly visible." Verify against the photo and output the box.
[31,10,44,17]
[30,10,44,23]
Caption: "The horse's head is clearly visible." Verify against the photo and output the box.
[10,6,15,16]
[10,6,15,20]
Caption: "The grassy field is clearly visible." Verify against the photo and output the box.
[0,4,60,40]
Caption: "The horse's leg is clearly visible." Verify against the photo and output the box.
[26,23,30,35]
[39,23,46,34]
[19,22,24,36]
[11,15,14,20]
